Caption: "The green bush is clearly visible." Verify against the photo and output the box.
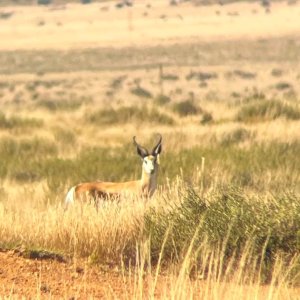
[236,100,300,122]
[130,86,152,99]
[200,112,213,125]
[36,99,83,112]
[162,74,179,81]
[87,106,174,125]
[144,187,300,282]
[154,94,171,106]
[0,12,13,19]
[228,70,256,80]
[275,82,292,91]
[26,80,62,92]
[186,71,218,81]
[110,75,127,90]
[173,100,201,117]
[0,113,43,129]
[221,128,252,146]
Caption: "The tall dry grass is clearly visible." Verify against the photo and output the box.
[1,172,300,293]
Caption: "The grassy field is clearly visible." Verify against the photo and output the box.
[0,0,300,298]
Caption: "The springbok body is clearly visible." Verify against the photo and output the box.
[64,135,162,208]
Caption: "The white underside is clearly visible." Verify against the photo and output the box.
[64,186,76,208]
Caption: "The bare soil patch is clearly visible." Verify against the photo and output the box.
[0,250,127,298]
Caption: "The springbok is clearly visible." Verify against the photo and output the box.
[64,135,162,208]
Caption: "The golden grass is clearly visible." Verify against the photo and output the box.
[1,184,300,299]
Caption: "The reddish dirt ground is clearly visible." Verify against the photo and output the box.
[0,250,130,299]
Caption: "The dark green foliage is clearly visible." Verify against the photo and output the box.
[154,94,171,106]
[275,82,292,91]
[110,75,127,90]
[173,100,201,117]
[232,70,256,79]
[20,249,66,262]
[225,69,256,80]
[130,86,152,99]
[0,11,14,19]
[87,106,175,125]
[236,100,300,122]
[144,187,300,281]
[186,71,218,81]
[162,74,179,81]
[200,112,213,125]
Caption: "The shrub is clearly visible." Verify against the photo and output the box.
[243,90,266,104]
[110,75,127,90]
[144,187,300,282]
[0,12,13,19]
[221,128,252,146]
[200,112,213,125]
[130,86,152,99]
[0,113,43,129]
[87,106,174,125]
[236,100,300,122]
[274,82,292,91]
[26,80,61,91]
[154,94,171,106]
[186,71,217,81]
[13,171,40,183]
[233,70,256,79]
[37,99,83,111]
[162,74,179,81]
[173,100,201,117]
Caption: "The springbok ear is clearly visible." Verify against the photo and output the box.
[152,134,162,156]
[133,136,149,158]
[156,154,160,165]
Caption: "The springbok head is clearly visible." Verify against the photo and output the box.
[133,134,162,175]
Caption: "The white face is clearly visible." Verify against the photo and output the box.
[143,156,156,174]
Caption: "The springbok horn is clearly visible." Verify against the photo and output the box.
[133,136,149,158]
[152,134,162,156]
